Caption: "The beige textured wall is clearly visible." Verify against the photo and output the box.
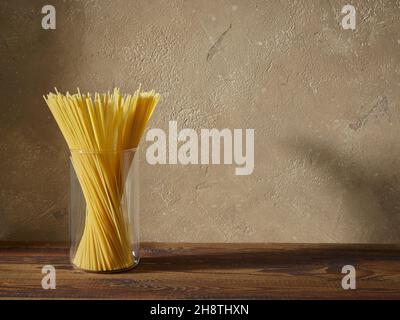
[1,0,400,243]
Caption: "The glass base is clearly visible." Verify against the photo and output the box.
[71,258,140,274]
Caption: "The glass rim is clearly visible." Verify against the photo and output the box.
[70,147,138,155]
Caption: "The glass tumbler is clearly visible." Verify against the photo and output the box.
[69,148,139,273]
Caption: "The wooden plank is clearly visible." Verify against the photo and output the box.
[0,243,399,299]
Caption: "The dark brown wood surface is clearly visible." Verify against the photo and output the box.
[0,243,399,299]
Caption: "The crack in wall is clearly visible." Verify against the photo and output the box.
[349,96,391,131]
[206,23,232,62]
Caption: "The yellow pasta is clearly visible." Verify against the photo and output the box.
[44,87,159,272]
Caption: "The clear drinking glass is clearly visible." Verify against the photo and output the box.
[69,148,139,273]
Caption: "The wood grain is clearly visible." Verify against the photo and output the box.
[0,243,399,299]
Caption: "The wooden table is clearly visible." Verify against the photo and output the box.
[0,243,399,299]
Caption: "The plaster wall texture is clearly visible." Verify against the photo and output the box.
[1,0,400,243]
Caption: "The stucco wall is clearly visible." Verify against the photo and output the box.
[1,0,400,243]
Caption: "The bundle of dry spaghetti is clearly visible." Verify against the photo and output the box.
[44,87,159,272]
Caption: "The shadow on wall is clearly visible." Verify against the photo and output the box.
[285,136,400,243]
[0,1,85,241]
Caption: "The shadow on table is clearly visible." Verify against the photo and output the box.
[133,245,399,273]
